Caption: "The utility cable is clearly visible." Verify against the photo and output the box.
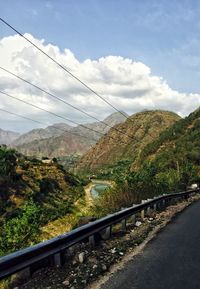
[0,66,133,141]
[0,107,98,143]
[0,17,128,119]
[0,90,129,145]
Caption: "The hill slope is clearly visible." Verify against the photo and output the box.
[138,108,200,174]
[13,123,72,146]
[0,146,84,255]
[14,112,127,158]
[77,110,180,172]
[15,133,91,158]
[0,128,20,145]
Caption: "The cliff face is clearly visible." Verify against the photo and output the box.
[77,110,181,172]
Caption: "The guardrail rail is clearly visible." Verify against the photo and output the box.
[0,188,199,281]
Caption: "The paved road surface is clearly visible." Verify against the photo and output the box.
[100,201,200,289]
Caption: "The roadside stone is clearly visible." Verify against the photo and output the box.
[62,279,70,286]
[110,248,116,254]
[78,252,85,263]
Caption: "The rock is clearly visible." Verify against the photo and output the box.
[135,221,142,227]
[149,217,153,221]
[110,248,116,254]
[62,280,70,286]
[78,252,85,263]
[102,264,107,271]
[119,252,124,256]
[93,264,98,269]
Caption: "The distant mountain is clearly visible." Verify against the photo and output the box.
[12,112,127,158]
[13,123,72,146]
[16,132,91,158]
[77,110,181,172]
[0,128,20,145]
[72,111,128,141]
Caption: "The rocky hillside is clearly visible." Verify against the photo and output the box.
[12,112,127,158]
[16,132,91,158]
[137,107,200,174]
[72,111,128,141]
[0,146,84,256]
[13,123,72,146]
[77,110,180,172]
[0,128,20,145]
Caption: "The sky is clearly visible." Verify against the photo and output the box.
[0,0,200,133]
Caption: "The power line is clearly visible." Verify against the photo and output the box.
[0,66,133,141]
[0,90,129,145]
[0,17,128,119]
[0,107,98,143]
[0,91,105,138]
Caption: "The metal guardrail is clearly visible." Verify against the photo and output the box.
[0,188,199,281]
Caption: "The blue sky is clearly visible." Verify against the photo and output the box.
[1,0,200,133]
[1,0,200,94]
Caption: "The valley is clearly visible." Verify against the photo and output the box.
[0,108,200,260]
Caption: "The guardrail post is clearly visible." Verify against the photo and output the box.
[121,218,127,231]
[146,206,151,216]
[53,252,63,267]
[16,267,31,281]
[89,235,96,247]
[162,199,166,208]
[100,226,112,240]
[141,209,145,220]
[131,214,136,224]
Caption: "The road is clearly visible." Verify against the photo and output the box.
[100,201,200,289]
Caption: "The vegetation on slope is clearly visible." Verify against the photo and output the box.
[0,146,84,256]
[92,109,200,217]
[77,110,180,174]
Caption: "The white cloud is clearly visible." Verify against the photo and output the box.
[0,33,200,132]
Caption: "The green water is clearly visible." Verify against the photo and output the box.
[91,183,110,198]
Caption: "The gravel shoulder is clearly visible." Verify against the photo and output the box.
[6,194,200,289]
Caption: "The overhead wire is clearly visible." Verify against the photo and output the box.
[0,66,133,141]
[0,107,99,143]
[0,90,130,145]
[0,17,128,119]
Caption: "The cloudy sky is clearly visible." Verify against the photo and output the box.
[1,0,200,133]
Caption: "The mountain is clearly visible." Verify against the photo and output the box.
[13,111,127,158]
[16,132,92,158]
[77,110,181,172]
[13,123,72,146]
[137,107,200,174]
[0,128,20,145]
[72,111,128,141]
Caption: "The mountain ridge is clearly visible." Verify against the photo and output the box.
[77,110,181,172]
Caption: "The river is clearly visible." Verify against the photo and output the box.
[90,183,110,198]
[84,180,113,203]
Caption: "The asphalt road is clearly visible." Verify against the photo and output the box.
[100,201,200,289]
